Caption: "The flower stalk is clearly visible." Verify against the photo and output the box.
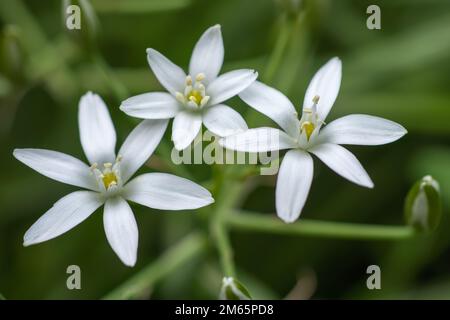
[210,167,243,278]
[103,232,207,300]
[226,211,417,241]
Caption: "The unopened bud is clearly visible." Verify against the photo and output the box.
[404,175,442,232]
[219,277,251,300]
[0,25,24,82]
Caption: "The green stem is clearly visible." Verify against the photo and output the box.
[92,51,129,101]
[210,167,243,277]
[263,14,293,84]
[227,211,417,240]
[212,221,235,277]
[103,232,207,299]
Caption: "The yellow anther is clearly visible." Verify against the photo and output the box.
[301,121,315,140]
[185,75,193,86]
[196,73,205,81]
[187,89,203,105]
[102,172,118,189]
[312,95,320,104]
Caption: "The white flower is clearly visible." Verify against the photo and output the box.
[13,92,214,266]
[220,58,407,223]
[120,25,258,150]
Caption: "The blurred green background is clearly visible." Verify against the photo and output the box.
[0,0,449,299]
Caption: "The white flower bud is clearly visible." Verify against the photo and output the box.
[404,175,442,232]
[219,277,251,300]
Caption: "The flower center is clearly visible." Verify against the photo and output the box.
[91,156,122,192]
[300,121,315,140]
[175,73,210,108]
[187,89,203,105]
[102,170,118,189]
[299,95,320,141]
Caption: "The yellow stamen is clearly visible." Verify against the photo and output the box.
[301,121,315,140]
[102,172,118,189]
[187,89,203,105]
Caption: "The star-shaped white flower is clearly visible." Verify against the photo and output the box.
[13,92,214,266]
[220,58,407,223]
[120,25,258,150]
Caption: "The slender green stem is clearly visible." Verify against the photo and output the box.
[263,14,293,84]
[92,52,129,101]
[103,232,207,299]
[210,167,244,277]
[227,211,417,240]
[212,221,235,277]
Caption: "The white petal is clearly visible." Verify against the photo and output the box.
[207,69,258,105]
[189,25,224,83]
[171,111,202,150]
[303,57,342,121]
[120,92,180,119]
[147,48,186,95]
[219,127,296,152]
[318,114,407,146]
[276,150,313,223]
[103,197,138,267]
[202,104,248,137]
[23,191,103,246]
[308,143,373,188]
[13,148,98,191]
[118,119,169,183]
[239,81,299,138]
[124,173,214,210]
[78,92,116,165]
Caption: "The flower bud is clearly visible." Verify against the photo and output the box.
[404,175,442,232]
[219,277,251,300]
[0,25,25,82]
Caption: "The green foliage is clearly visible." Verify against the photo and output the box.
[0,0,449,299]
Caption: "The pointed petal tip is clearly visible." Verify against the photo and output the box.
[122,258,137,268]
[277,211,298,224]
[23,234,37,247]
[359,178,374,189]
[174,143,185,151]
[400,125,408,135]
[81,91,96,100]
[12,148,20,158]
[330,56,342,64]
